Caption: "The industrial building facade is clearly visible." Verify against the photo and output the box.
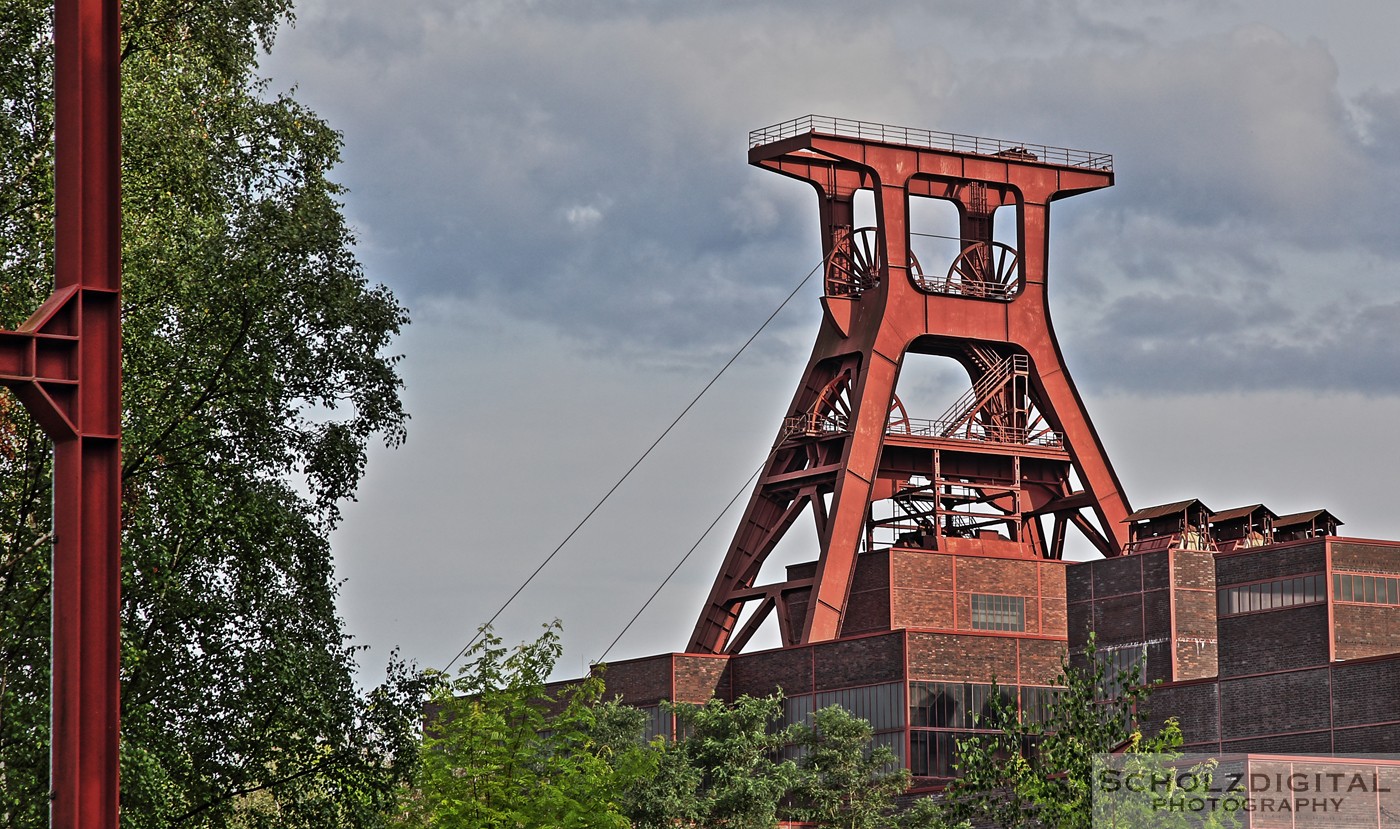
[580,118,1400,789]
[598,519,1400,784]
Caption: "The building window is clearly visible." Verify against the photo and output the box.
[1332,572,1400,606]
[970,594,1025,631]
[1217,573,1325,616]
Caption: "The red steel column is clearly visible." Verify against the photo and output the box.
[54,0,122,825]
[0,1,126,827]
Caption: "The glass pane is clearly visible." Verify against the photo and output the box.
[1342,575,1354,602]
[1364,577,1376,604]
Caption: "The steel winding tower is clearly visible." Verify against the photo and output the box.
[689,117,1132,655]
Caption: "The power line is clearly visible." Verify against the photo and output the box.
[595,461,764,664]
[440,259,823,674]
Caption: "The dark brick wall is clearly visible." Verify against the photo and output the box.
[601,655,676,707]
[1221,730,1333,755]
[1331,656,1400,728]
[1220,668,1331,739]
[731,645,812,698]
[1144,682,1220,747]
[1335,723,1400,754]
[844,549,892,635]
[813,633,905,690]
[1215,540,1325,585]
[1218,604,1330,676]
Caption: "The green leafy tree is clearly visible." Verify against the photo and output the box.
[398,623,640,829]
[0,1,424,826]
[938,636,1178,829]
[625,694,799,829]
[787,704,912,829]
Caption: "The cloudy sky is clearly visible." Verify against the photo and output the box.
[260,0,1400,680]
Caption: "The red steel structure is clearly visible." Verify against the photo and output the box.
[690,116,1132,655]
[0,1,122,827]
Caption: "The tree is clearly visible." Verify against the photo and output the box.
[644,694,799,829]
[0,1,424,826]
[788,705,912,829]
[934,636,1180,829]
[397,623,643,829]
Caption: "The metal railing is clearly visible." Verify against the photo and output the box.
[749,115,1113,172]
[893,417,1064,448]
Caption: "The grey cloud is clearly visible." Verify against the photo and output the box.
[265,4,1400,395]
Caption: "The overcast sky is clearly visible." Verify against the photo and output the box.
[260,0,1400,681]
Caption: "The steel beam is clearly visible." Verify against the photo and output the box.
[0,1,123,827]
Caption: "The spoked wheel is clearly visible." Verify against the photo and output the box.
[944,241,1020,299]
[811,371,854,434]
[888,394,911,434]
[825,227,881,297]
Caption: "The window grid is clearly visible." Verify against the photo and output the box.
[1217,573,1325,616]
[1332,572,1400,606]
[970,594,1026,632]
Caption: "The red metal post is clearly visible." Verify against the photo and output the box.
[0,1,122,826]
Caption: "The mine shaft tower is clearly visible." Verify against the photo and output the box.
[690,116,1132,655]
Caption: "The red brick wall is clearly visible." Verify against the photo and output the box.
[672,655,731,703]
[906,630,1062,686]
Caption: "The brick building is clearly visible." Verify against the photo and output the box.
[595,506,1400,784]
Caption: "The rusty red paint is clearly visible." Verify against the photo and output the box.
[689,117,1132,654]
[0,1,122,826]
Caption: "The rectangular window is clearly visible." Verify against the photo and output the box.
[971,594,1026,632]
[1219,573,1327,617]
[1332,571,1400,606]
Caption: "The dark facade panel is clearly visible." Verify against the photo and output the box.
[602,655,678,707]
[1220,668,1331,739]
[1333,723,1400,754]
[1220,730,1334,755]
[1217,604,1330,676]
[1144,682,1220,746]
[731,645,812,698]
[1092,555,1148,599]
[844,585,893,635]
[813,633,906,691]
[1330,656,1400,728]
[1215,540,1326,586]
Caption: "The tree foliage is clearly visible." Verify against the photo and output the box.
[933,636,1180,829]
[789,705,911,829]
[0,1,423,826]
[403,624,921,829]
[398,623,639,829]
